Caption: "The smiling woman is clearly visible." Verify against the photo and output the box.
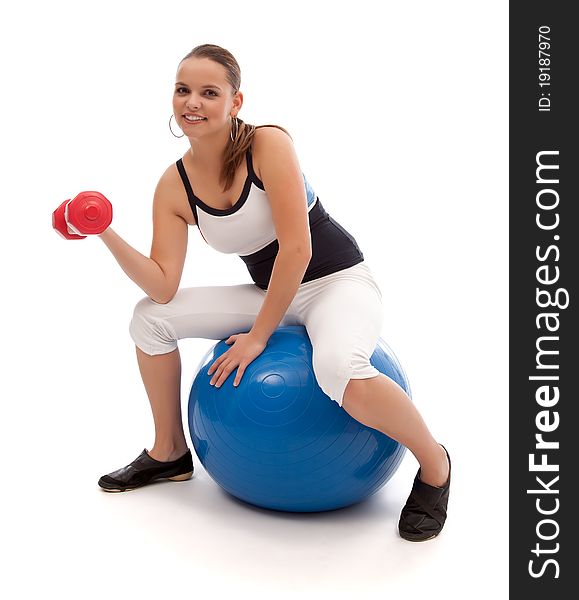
[95,42,451,543]
[170,46,295,197]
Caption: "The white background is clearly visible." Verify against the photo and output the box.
[1,1,508,598]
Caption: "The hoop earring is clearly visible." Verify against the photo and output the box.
[230,115,239,142]
[169,114,185,138]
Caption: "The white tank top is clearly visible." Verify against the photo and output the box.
[176,148,317,256]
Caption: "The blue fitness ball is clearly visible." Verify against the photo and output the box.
[187,325,410,513]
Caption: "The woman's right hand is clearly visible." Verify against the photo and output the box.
[52,191,113,240]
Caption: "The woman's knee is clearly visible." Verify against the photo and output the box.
[312,345,379,406]
[312,347,353,404]
[128,296,178,355]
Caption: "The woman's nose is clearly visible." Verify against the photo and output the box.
[186,94,201,110]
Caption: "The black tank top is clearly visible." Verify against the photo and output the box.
[176,150,364,290]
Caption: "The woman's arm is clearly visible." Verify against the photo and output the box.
[207,127,313,388]
[248,127,313,344]
[97,166,188,304]
[98,227,167,302]
[250,249,311,343]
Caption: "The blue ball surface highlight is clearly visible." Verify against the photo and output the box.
[187,325,410,512]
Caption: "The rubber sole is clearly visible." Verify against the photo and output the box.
[168,471,194,481]
[399,531,439,542]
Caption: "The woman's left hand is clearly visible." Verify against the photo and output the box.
[207,332,267,388]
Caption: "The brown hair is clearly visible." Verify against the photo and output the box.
[180,44,291,192]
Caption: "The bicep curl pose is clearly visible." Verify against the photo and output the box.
[67,44,451,541]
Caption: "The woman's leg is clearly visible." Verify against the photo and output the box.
[300,264,449,487]
[135,347,187,461]
[128,283,273,461]
[341,377,449,487]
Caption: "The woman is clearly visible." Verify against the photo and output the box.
[97,44,451,542]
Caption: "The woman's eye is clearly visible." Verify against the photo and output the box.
[175,88,217,97]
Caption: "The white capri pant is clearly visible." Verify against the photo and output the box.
[129,261,384,407]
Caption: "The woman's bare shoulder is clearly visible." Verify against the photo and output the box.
[252,124,292,146]
[251,125,293,180]
[155,160,195,225]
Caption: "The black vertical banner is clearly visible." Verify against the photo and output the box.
[510,2,577,597]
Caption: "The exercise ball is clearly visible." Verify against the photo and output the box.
[187,325,410,513]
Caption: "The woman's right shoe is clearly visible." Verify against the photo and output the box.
[98,448,194,492]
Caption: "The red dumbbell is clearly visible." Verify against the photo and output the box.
[52,191,113,239]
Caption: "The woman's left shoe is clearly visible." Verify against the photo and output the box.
[398,445,451,542]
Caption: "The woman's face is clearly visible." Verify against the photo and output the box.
[173,57,242,139]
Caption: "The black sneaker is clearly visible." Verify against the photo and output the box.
[98,448,194,492]
[398,445,451,541]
